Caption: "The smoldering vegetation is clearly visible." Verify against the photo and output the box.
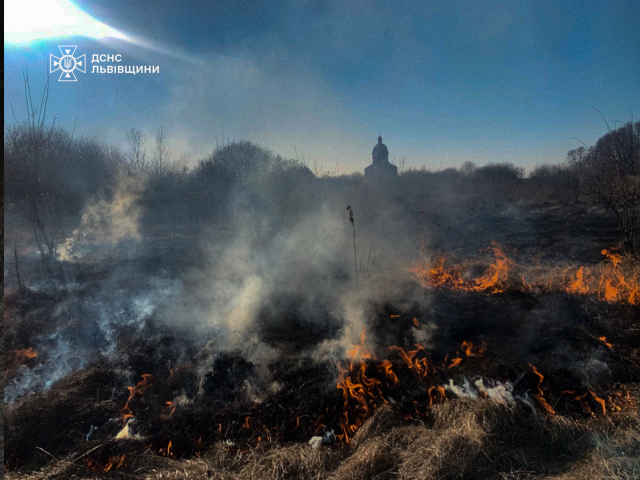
[3,120,640,479]
[6,400,640,480]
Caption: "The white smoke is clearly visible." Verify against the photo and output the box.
[58,177,144,261]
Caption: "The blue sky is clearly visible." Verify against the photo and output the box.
[4,0,640,172]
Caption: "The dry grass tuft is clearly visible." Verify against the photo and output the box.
[347,405,403,451]
[239,443,335,480]
[5,398,639,480]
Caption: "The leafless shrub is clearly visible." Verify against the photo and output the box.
[127,128,148,174]
[579,119,640,255]
[5,70,73,261]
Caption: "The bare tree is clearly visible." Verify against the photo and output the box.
[565,146,586,201]
[151,127,171,177]
[581,119,640,254]
[7,70,72,261]
[127,128,147,173]
[394,155,407,175]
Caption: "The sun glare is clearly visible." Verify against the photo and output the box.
[4,0,127,44]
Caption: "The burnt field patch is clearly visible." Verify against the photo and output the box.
[3,193,640,480]
[4,251,639,479]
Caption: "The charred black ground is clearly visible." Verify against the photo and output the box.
[4,199,639,479]
[4,129,640,480]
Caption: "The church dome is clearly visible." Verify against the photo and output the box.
[365,134,397,179]
[372,135,389,163]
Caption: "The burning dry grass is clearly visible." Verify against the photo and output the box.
[5,219,640,480]
[5,280,639,479]
[413,243,640,305]
[6,399,639,480]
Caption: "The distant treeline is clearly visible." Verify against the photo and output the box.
[4,119,640,258]
[4,123,316,258]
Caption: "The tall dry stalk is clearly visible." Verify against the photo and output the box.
[347,205,358,289]
[14,242,23,299]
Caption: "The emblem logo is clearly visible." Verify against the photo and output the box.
[50,46,86,82]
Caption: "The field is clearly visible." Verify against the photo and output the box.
[4,189,640,480]
[4,0,640,475]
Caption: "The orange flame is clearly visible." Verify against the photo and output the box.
[602,248,622,267]
[564,388,612,416]
[589,390,607,415]
[428,385,447,405]
[529,364,555,415]
[346,326,375,367]
[565,256,639,304]
[377,359,398,388]
[102,454,126,473]
[160,401,177,419]
[461,340,487,357]
[335,328,390,442]
[412,256,465,290]
[13,348,38,362]
[389,345,430,379]
[567,267,590,294]
[121,374,155,422]
[474,242,514,292]
[447,357,462,369]
[413,244,639,305]
[412,242,514,294]
[333,315,630,446]
[575,392,592,415]
[446,340,486,369]
[598,336,613,349]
